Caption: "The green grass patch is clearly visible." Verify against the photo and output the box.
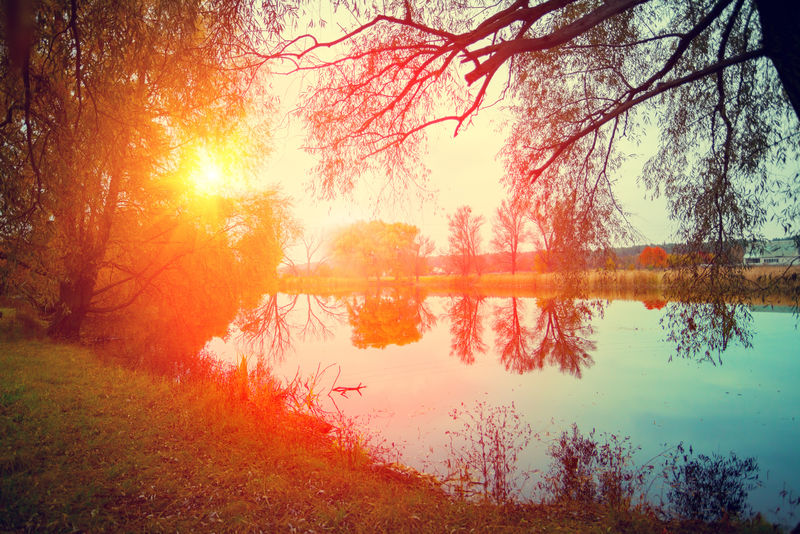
[0,339,786,532]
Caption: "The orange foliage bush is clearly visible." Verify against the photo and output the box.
[642,299,668,310]
[638,246,668,269]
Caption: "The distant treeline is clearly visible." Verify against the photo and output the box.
[425,244,680,274]
[284,243,682,277]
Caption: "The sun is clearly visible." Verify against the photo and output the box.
[191,146,227,196]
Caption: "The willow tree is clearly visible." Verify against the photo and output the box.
[0,0,293,347]
[266,0,798,274]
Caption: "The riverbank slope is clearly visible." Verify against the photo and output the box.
[0,339,781,532]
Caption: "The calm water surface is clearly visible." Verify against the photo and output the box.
[206,291,800,520]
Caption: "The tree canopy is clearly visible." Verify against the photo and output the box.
[331,220,427,279]
[0,0,294,358]
[638,245,668,268]
[269,0,799,270]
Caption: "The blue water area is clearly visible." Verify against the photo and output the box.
[206,293,800,522]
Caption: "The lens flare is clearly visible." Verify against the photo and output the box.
[192,146,226,196]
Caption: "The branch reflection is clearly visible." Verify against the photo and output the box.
[493,297,597,378]
[662,300,753,364]
[234,293,346,362]
[663,264,756,364]
[444,294,487,364]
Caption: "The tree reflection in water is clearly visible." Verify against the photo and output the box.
[492,297,598,378]
[444,295,487,364]
[661,263,762,364]
[346,288,435,349]
[442,399,533,503]
[441,401,773,519]
[226,283,775,373]
[234,293,346,362]
[662,300,753,364]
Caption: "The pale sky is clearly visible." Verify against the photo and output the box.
[258,93,676,261]
[246,4,799,264]
[248,8,680,262]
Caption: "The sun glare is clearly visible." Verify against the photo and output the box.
[192,146,227,196]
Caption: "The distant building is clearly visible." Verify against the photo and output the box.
[743,239,799,266]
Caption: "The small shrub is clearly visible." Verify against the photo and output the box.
[663,444,760,521]
[543,424,652,511]
[443,400,533,503]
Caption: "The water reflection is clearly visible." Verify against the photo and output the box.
[236,293,294,359]
[660,264,784,363]
[493,298,598,378]
[224,288,783,375]
[297,293,346,342]
[346,288,435,349]
[440,400,777,521]
[229,291,603,378]
[445,295,487,364]
[442,400,533,502]
[204,293,799,522]
[662,299,753,364]
[642,299,667,310]
[235,293,346,360]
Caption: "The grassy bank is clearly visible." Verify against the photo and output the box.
[416,270,665,298]
[1,339,786,532]
[0,339,586,532]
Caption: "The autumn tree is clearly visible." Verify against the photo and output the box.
[252,0,795,360]
[102,192,295,371]
[331,220,421,279]
[447,206,484,276]
[638,246,669,268]
[491,199,529,274]
[286,230,329,276]
[527,184,622,275]
[412,233,436,282]
[0,0,291,347]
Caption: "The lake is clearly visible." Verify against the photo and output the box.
[205,289,800,522]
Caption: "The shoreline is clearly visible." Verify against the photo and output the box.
[1,338,789,532]
[279,267,800,306]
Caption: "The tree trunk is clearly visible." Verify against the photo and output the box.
[46,272,96,340]
[46,174,120,341]
[756,0,800,120]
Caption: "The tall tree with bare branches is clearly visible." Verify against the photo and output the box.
[491,199,530,274]
[448,206,484,276]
